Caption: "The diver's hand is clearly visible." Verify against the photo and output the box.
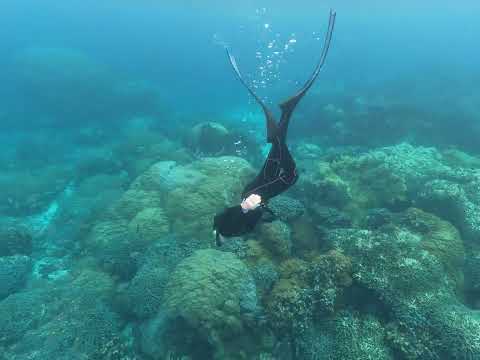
[241,194,262,213]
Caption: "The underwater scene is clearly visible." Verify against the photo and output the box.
[1,1,480,359]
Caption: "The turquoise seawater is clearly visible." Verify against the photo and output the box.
[1,1,480,359]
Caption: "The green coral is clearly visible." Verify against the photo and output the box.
[2,269,120,359]
[399,207,464,290]
[266,276,313,334]
[113,188,162,220]
[258,220,292,258]
[332,153,407,211]
[164,249,256,345]
[418,178,480,243]
[127,207,169,243]
[325,208,477,359]
[266,253,353,334]
[300,161,351,208]
[119,262,169,319]
[84,220,140,280]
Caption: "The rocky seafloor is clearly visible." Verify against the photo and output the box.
[1,119,480,360]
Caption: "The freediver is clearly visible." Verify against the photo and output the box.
[213,10,336,246]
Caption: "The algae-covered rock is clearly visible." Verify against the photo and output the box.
[186,122,232,156]
[164,249,257,341]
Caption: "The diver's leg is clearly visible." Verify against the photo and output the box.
[262,141,298,198]
[226,48,279,143]
[242,138,297,200]
[276,10,336,143]
[241,138,282,198]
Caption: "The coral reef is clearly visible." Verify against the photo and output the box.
[163,249,258,358]
[185,122,233,156]
[0,255,32,300]
[258,220,292,258]
[0,220,32,256]
[465,246,480,308]
[0,269,127,359]
[299,160,351,209]
[296,311,394,360]
[324,208,477,359]
[119,261,169,319]
[418,178,480,243]
[127,207,170,243]
[267,195,306,222]
[3,76,480,360]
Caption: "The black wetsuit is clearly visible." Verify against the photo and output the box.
[214,135,297,239]
[242,135,298,201]
[213,10,336,243]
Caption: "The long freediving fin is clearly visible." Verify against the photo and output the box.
[278,9,336,127]
[226,48,278,143]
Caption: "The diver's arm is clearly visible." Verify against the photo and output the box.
[278,9,336,121]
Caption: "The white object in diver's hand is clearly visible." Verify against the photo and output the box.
[241,194,262,213]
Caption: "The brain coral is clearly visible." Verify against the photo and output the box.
[163,249,256,343]
[113,188,163,220]
[127,207,169,243]
[258,220,292,258]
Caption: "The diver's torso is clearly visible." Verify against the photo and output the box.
[215,205,262,237]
